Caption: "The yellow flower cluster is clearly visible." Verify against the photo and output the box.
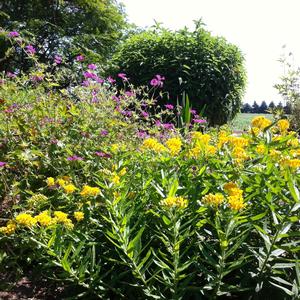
[0,220,17,235]
[63,184,76,194]
[53,211,74,229]
[74,211,84,222]
[224,182,246,211]
[47,177,76,194]
[251,116,272,131]
[191,132,211,145]
[280,158,300,169]
[256,144,266,155]
[142,138,166,153]
[80,185,100,197]
[188,132,216,158]
[46,177,55,187]
[228,136,249,148]
[232,147,248,162]
[35,211,54,227]
[217,131,229,148]
[277,119,289,133]
[166,137,182,156]
[202,193,224,206]
[15,213,37,227]
[161,196,188,209]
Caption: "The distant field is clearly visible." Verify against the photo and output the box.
[231,113,272,131]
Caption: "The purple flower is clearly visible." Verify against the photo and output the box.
[193,119,207,124]
[118,73,128,81]
[76,54,85,62]
[125,91,134,97]
[100,130,108,136]
[6,72,16,78]
[137,130,148,138]
[83,71,97,80]
[122,110,132,117]
[25,45,36,55]
[150,74,165,88]
[155,120,161,127]
[82,80,90,87]
[141,111,149,118]
[8,31,19,38]
[96,77,104,84]
[31,75,44,82]
[67,155,83,161]
[190,109,197,115]
[112,95,120,103]
[54,55,62,64]
[95,151,111,158]
[107,76,116,84]
[0,161,7,167]
[88,64,97,70]
[162,123,174,130]
[165,104,174,110]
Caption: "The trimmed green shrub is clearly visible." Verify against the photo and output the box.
[111,24,247,126]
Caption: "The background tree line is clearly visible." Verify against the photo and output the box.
[241,100,292,114]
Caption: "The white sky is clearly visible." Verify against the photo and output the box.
[122,0,300,104]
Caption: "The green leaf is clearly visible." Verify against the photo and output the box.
[127,227,144,259]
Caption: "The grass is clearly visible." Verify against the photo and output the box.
[231,113,272,131]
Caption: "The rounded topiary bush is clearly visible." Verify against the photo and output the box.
[111,24,247,126]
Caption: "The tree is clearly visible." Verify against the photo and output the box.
[259,101,268,113]
[277,101,284,110]
[241,103,252,113]
[110,24,246,126]
[0,0,126,72]
[252,101,260,113]
[268,101,275,111]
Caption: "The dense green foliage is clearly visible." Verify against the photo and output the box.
[0,0,126,72]
[111,24,247,126]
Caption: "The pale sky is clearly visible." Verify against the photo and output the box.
[122,0,300,104]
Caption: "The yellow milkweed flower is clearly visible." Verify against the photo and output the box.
[56,178,66,187]
[53,211,73,229]
[269,149,281,159]
[228,195,246,211]
[287,138,299,148]
[277,119,289,133]
[249,127,260,136]
[63,184,76,194]
[0,220,16,235]
[228,136,249,148]
[281,158,300,168]
[217,131,229,148]
[161,196,188,209]
[206,145,217,155]
[166,137,182,156]
[46,177,55,187]
[191,132,211,145]
[232,147,248,161]
[119,167,127,176]
[187,146,201,158]
[34,211,53,227]
[142,138,167,153]
[251,116,272,130]
[256,144,266,155]
[80,185,100,197]
[224,182,238,192]
[112,174,120,185]
[202,193,224,206]
[74,212,84,222]
[15,213,37,227]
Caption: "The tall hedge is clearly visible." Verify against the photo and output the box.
[111,25,247,126]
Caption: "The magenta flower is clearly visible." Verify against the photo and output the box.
[190,109,197,115]
[150,74,165,87]
[8,31,19,38]
[83,71,97,80]
[107,76,116,84]
[96,77,104,84]
[137,130,148,138]
[162,123,174,130]
[0,162,7,167]
[95,151,111,158]
[76,54,84,62]
[165,104,174,110]
[141,111,149,118]
[88,64,97,70]
[193,119,206,124]
[100,130,108,136]
[54,55,62,64]
[25,45,36,55]
[67,155,83,161]
[82,80,90,87]
[118,73,128,81]
[6,72,16,78]
[125,91,134,97]
[31,75,44,82]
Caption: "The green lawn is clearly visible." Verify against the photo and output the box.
[231,113,272,131]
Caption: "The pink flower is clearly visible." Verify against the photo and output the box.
[193,119,206,124]
[100,130,108,136]
[118,73,128,81]
[88,64,97,70]
[165,104,174,110]
[0,161,7,167]
[67,155,83,161]
[6,72,16,78]
[25,45,36,55]
[83,71,97,80]
[54,55,62,64]
[150,74,165,87]
[8,31,19,38]
[141,111,149,118]
[76,55,84,62]
[95,151,111,158]
[107,76,116,84]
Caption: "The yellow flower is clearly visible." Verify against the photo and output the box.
[63,184,76,194]
[217,131,229,148]
[74,212,84,222]
[166,137,182,156]
[34,211,53,227]
[228,195,246,211]
[223,182,238,192]
[206,145,217,155]
[251,116,272,130]
[46,177,55,187]
[277,119,289,133]
[228,136,249,148]
[0,220,16,235]
[232,147,248,161]
[281,158,300,168]
[256,144,266,155]
[187,146,201,158]
[15,213,37,227]
[287,138,299,148]
[269,149,281,159]
[80,185,100,197]
[53,211,73,229]
[249,127,260,136]
[112,174,120,185]
[161,196,188,209]
[142,138,167,153]
[191,132,211,145]
[56,178,66,187]
[202,193,224,206]
[119,167,127,176]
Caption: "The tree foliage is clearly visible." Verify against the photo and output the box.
[110,24,247,126]
[0,0,126,72]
